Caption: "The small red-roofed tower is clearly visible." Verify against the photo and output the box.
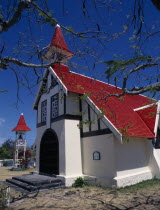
[42,24,74,64]
[11,113,31,169]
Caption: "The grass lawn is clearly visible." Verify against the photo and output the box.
[0,167,35,181]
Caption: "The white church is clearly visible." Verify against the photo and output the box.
[33,24,160,188]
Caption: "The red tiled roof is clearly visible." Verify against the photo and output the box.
[12,114,31,131]
[52,63,156,138]
[136,104,158,135]
[50,25,74,54]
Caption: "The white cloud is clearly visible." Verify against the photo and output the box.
[0,118,5,126]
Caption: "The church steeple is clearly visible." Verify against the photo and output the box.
[42,24,74,64]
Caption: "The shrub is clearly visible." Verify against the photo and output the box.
[18,150,32,169]
[72,177,88,188]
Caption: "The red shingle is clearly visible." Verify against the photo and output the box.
[136,104,157,135]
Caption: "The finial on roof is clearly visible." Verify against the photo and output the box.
[56,24,60,28]
[21,113,23,115]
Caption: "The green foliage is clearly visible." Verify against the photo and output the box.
[38,10,56,27]
[0,139,14,159]
[72,177,88,188]
[104,56,152,79]
[0,147,11,159]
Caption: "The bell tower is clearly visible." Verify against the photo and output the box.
[42,24,74,64]
[11,113,31,169]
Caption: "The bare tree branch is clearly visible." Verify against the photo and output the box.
[0,57,56,69]
[0,0,32,33]
[122,63,158,89]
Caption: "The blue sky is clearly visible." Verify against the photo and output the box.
[0,0,159,146]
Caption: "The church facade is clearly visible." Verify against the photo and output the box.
[33,25,160,187]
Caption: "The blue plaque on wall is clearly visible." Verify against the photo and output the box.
[93,151,100,160]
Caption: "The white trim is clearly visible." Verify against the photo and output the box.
[134,102,158,111]
[49,66,68,95]
[32,68,48,110]
[32,66,68,110]
[86,96,122,142]
[154,101,160,136]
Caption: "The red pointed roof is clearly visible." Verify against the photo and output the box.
[50,24,74,54]
[52,63,157,138]
[12,113,31,132]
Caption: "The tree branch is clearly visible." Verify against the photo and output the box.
[0,0,32,33]
[0,57,56,69]
[122,63,158,89]
[123,82,160,95]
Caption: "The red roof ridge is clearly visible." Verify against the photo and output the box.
[67,70,123,90]
[12,113,31,132]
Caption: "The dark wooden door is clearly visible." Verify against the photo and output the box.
[40,129,59,175]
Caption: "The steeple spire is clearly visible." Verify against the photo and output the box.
[42,24,74,63]
[12,113,31,132]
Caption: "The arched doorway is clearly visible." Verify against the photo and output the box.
[40,129,59,175]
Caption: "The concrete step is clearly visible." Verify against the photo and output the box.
[6,179,37,192]
[12,176,62,186]
[5,174,64,193]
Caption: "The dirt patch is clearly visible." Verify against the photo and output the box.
[8,181,160,210]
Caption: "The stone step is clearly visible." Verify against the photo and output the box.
[5,174,64,193]
[12,175,62,186]
[6,179,37,192]
[6,178,63,192]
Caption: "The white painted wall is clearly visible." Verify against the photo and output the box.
[51,120,66,175]
[90,107,98,131]
[115,137,151,176]
[82,100,89,132]
[82,134,116,179]
[35,125,47,173]
[66,92,79,115]
[64,119,82,176]
[100,120,107,130]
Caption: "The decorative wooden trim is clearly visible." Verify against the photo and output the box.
[98,119,101,130]
[41,100,47,124]
[88,104,91,132]
[79,95,83,138]
[51,114,81,123]
[64,94,66,115]
[37,122,46,128]
[51,93,59,120]
[82,128,112,138]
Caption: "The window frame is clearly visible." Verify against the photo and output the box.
[51,94,59,119]
[41,100,47,124]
